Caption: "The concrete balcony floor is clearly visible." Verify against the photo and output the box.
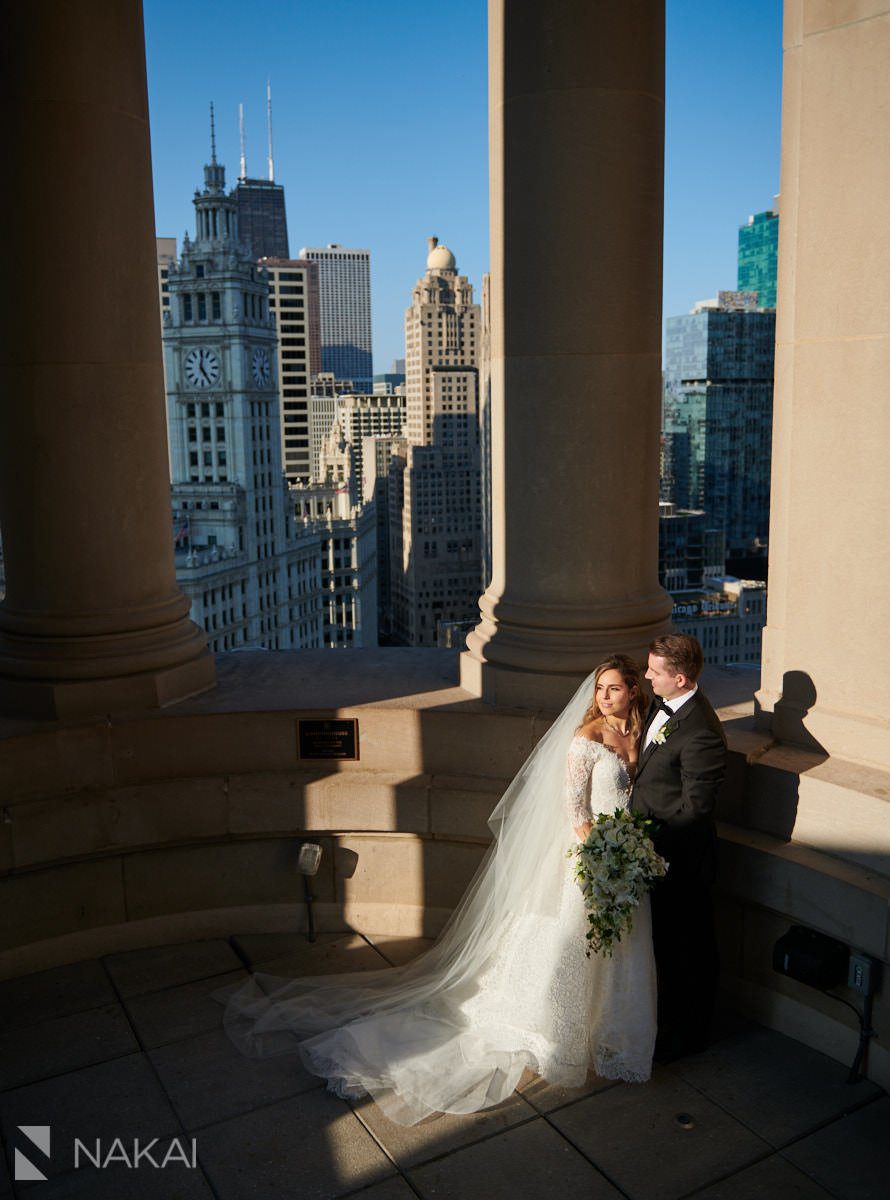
[0,933,886,1200]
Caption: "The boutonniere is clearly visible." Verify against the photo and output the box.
[652,724,674,746]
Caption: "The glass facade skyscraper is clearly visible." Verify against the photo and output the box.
[234,179,290,260]
[658,503,725,591]
[663,300,775,556]
[737,208,779,308]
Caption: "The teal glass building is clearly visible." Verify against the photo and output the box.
[737,209,779,308]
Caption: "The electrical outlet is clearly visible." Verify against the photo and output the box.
[848,952,877,996]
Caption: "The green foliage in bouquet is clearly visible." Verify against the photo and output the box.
[568,807,668,957]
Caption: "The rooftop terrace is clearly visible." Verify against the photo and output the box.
[0,932,886,1200]
[1,650,882,1197]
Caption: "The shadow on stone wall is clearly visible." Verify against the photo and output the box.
[770,670,829,758]
[717,669,828,845]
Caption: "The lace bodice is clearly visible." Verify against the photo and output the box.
[565,735,634,827]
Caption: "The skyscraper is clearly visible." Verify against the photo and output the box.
[162,124,323,651]
[404,238,480,445]
[233,89,290,260]
[658,502,725,591]
[156,236,176,327]
[663,291,774,558]
[334,391,406,500]
[390,238,483,646]
[479,272,493,593]
[737,204,779,308]
[261,257,322,484]
[291,472,378,650]
[299,244,373,392]
[298,381,406,639]
[234,179,290,260]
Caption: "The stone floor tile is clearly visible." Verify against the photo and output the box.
[549,1072,770,1200]
[341,1177,417,1200]
[708,1005,758,1046]
[103,939,243,998]
[408,1117,623,1200]
[362,935,435,967]
[231,929,340,964]
[691,1153,835,1199]
[234,931,391,977]
[197,1088,395,1200]
[0,960,115,1031]
[352,1089,537,1168]
[2,940,873,1200]
[16,1159,215,1199]
[782,1096,890,1200]
[0,1054,180,1185]
[249,950,385,981]
[149,1027,321,1130]
[517,1065,618,1114]
[124,969,248,1049]
[671,1025,881,1146]
[0,1002,138,1090]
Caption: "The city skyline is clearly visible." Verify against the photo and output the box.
[2,9,886,1134]
[144,1,783,368]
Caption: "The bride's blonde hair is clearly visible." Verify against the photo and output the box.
[580,654,647,738]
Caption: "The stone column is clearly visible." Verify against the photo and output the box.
[0,0,215,719]
[461,0,672,709]
[756,1,890,769]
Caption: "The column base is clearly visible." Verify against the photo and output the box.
[0,591,217,720]
[0,647,216,721]
[460,652,588,710]
[461,590,673,711]
[461,635,665,712]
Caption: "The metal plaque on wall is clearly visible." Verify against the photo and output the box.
[297,718,360,760]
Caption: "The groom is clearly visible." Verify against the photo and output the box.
[632,633,727,1060]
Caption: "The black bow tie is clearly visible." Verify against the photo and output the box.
[654,699,674,717]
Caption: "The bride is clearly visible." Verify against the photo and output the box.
[216,654,657,1125]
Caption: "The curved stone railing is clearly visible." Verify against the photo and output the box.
[0,650,545,976]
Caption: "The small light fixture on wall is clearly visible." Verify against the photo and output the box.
[297,842,323,944]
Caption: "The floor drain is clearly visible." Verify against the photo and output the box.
[674,1112,696,1130]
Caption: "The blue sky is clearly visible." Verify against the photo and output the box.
[145,1,783,371]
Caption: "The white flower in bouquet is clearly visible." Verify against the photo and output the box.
[567,807,668,957]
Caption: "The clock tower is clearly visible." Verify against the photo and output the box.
[162,111,323,650]
[164,108,279,497]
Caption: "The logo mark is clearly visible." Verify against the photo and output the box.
[15,1126,50,1181]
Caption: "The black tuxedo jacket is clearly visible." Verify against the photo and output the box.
[631,690,727,883]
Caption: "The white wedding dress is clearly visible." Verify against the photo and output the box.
[216,674,657,1125]
[460,736,657,1087]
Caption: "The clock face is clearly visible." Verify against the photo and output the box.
[184,347,220,389]
[252,347,271,387]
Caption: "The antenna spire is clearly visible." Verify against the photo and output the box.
[210,101,217,164]
[239,102,247,179]
[266,79,275,181]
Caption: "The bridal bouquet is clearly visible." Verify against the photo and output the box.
[568,808,668,957]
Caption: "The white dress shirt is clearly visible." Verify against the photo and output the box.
[643,685,698,750]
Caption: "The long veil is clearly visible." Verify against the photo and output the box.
[214,669,616,1124]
